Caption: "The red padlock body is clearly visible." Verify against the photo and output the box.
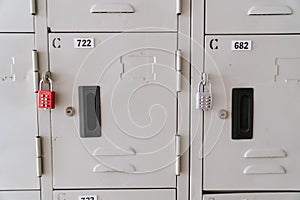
[38,90,55,109]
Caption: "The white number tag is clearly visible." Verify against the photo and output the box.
[74,38,95,49]
[231,40,252,51]
[78,195,98,200]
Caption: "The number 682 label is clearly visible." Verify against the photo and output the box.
[231,40,252,51]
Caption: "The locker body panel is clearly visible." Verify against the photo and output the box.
[54,189,175,200]
[50,33,178,188]
[203,193,300,200]
[0,191,40,200]
[206,0,300,34]
[203,35,300,190]
[0,0,33,32]
[0,34,39,190]
[48,0,177,32]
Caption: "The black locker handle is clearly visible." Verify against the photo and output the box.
[78,86,101,138]
[232,88,254,140]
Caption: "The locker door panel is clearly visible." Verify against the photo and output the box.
[204,193,300,200]
[203,35,300,190]
[206,0,300,34]
[0,34,39,190]
[50,33,178,188]
[54,190,175,200]
[0,0,33,32]
[48,0,177,32]
[0,191,40,200]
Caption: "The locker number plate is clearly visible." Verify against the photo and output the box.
[78,195,97,200]
[231,40,252,51]
[74,38,95,49]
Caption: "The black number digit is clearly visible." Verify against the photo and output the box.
[77,39,81,47]
[81,198,85,200]
[82,39,87,47]
[87,39,92,47]
[239,42,244,49]
[91,197,95,200]
[244,42,249,49]
[234,42,239,49]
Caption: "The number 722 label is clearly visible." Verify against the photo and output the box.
[74,38,95,49]
[78,195,97,200]
[231,40,252,51]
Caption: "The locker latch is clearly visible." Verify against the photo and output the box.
[196,73,213,111]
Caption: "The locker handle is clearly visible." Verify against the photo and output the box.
[248,5,293,16]
[90,3,135,13]
[78,86,101,138]
[232,88,253,140]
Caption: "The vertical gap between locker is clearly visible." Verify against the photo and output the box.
[202,0,207,196]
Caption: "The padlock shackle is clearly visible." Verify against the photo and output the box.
[39,77,53,91]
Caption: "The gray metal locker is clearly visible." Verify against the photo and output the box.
[0,34,39,190]
[0,191,40,200]
[54,189,175,200]
[49,33,181,188]
[48,0,179,32]
[203,193,300,200]
[206,0,300,34]
[0,0,34,32]
[203,35,300,190]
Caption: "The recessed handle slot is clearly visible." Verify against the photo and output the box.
[232,88,254,140]
[78,86,101,138]
[248,5,293,16]
[90,3,135,13]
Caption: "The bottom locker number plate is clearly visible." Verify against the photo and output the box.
[79,195,97,200]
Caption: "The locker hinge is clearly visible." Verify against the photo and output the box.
[32,50,39,93]
[30,0,37,15]
[35,136,43,177]
[176,49,182,92]
[176,0,182,15]
[175,135,181,176]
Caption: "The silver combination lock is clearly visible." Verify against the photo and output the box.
[196,73,213,111]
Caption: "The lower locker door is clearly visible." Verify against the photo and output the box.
[0,34,39,190]
[54,190,175,200]
[203,35,300,190]
[204,193,300,200]
[0,191,40,200]
[50,33,178,188]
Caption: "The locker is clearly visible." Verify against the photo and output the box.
[0,0,34,32]
[48,0,178,32]
[203,193,300,200]
[54,189,175,200]
[0,34,39,190]
[203,35,300,190]
[50,33,180,188]
[206,0,300,34]
[0,191,40,200]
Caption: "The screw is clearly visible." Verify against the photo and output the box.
[65,106,75,117]
[218,109,228,119]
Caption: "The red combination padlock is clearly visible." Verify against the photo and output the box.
[38,78,55,109]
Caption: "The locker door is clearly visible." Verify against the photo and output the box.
[0,191,40,200]
[50,33,179,188]
[0,34,39,189]
[204,193,300,200]
[203,35,300,190]
[0,0,34,32]
[54,189,175,200]
[48,0,178,32]
[206,0,300,34]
